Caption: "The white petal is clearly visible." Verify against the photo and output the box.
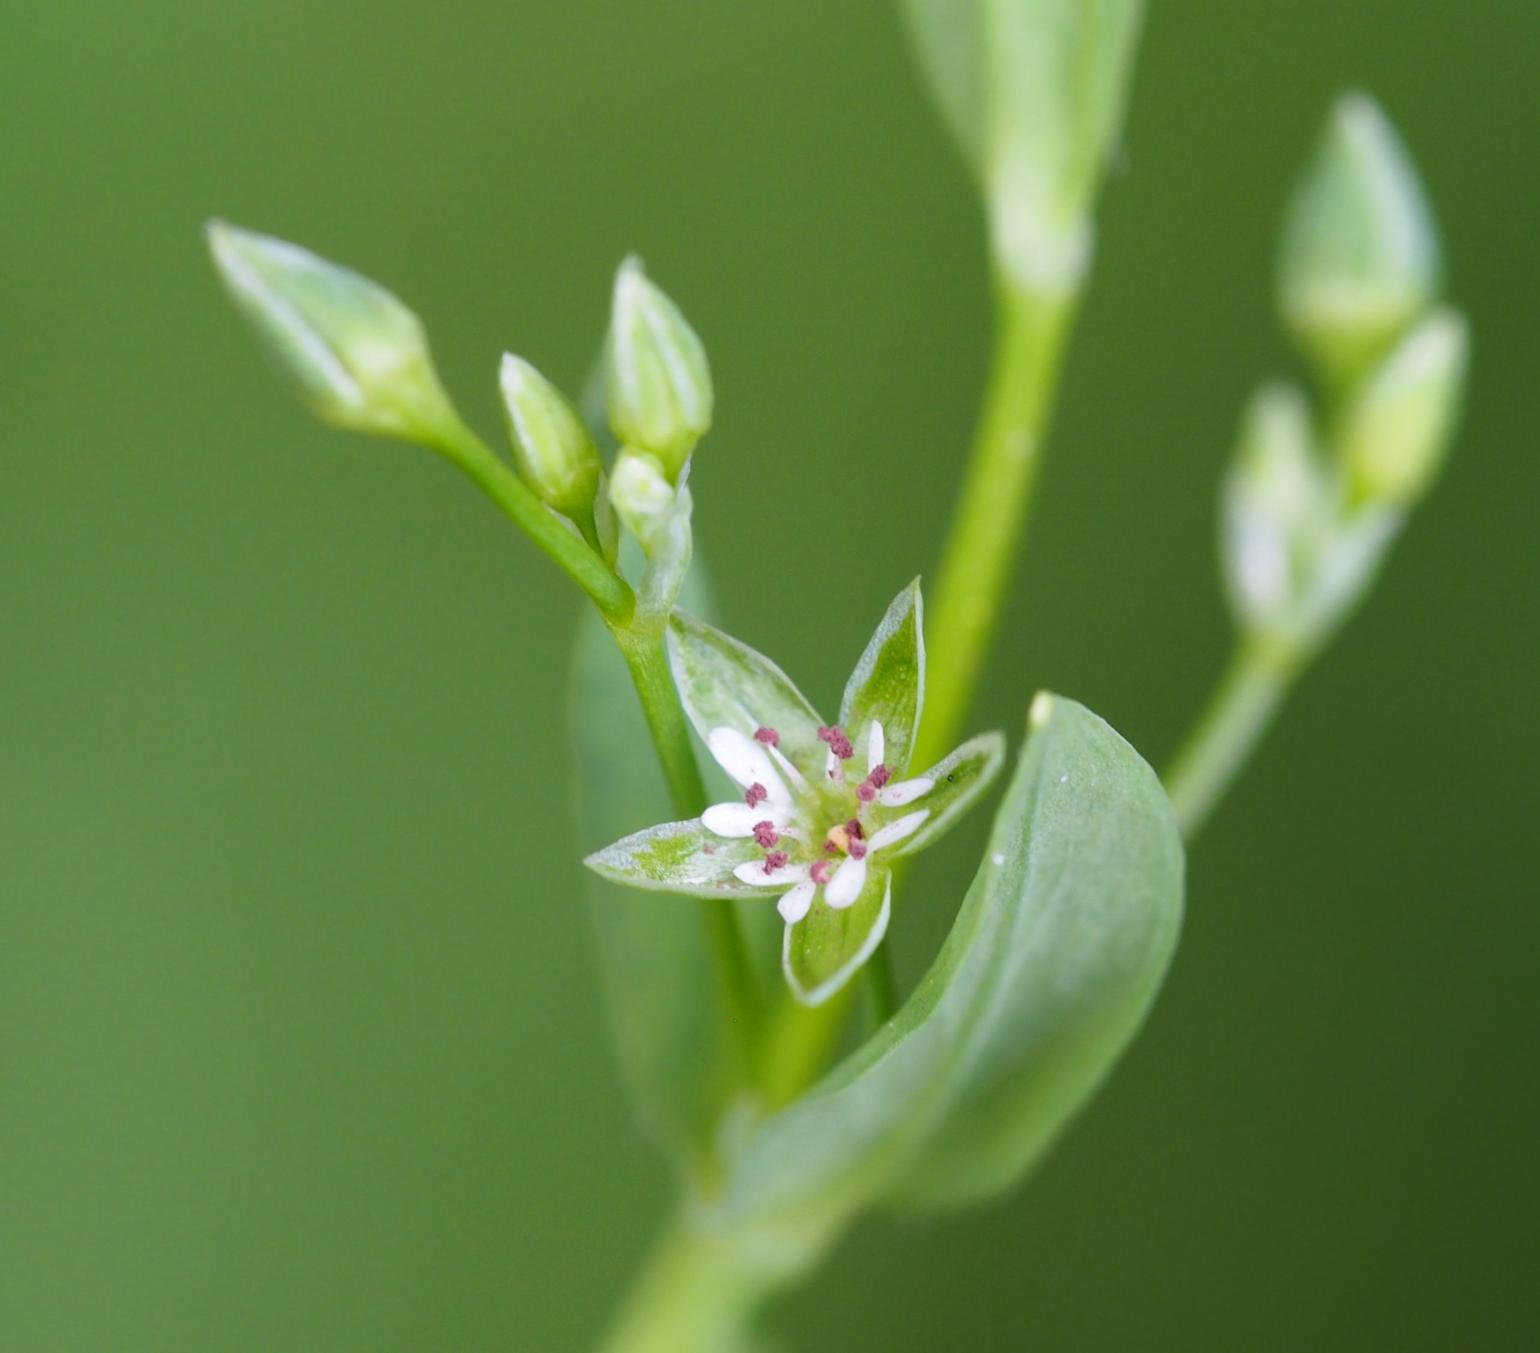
[867,720,885,772]
[777,880,816,924]
[824,856,867,909]
[824,747,844,783]
[767,743,810,793]
[708,728,790,802]
[878,777,933,807]
[733,860,810,888]
[701,801,788,837]
[868,808,930,852]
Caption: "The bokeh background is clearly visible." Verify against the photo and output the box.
[4,2,1537,1348]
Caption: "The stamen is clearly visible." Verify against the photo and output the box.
[754,726,780,746]
[856,781,876,803]
[763,850,789,874]
[823,839,839,855]
[744,782,768,808]
[868,764,891,789]
[817,725,855,760]
[810,859,833,885]
[752,820,779,848]
[848,839,868,861]
[845,818,864,840]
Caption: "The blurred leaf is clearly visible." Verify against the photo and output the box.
[570,566,726,1173]
[706,694,1183,1249]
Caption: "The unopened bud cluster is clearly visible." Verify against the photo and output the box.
[209,222,714,596]
[1223,93,1468,649]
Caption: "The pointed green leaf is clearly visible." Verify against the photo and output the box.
[783,874,892,1008]
[705,694,1183,1248]
[839,580,924,774]
[884,730,1006,858]
[668,610,827,782]
[585,819,763,897]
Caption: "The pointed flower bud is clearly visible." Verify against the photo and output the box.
[1222,383,1328,631]
[903,0,1144,292]
[498,354,601,527]
[1278,94,1442,388]
[608,448,677,552]
[1337,309,1468,506]
[604,258,712,478]
[207,221,463,444]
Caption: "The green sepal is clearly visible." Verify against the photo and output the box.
[584,819,762,898]
[667,611,826,782]
[783,874,892,1009]
[885,730,1006,858]
[838,579,924,774]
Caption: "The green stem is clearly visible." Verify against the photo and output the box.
[598,1213,773,1353]
[1164,636,1306,839]
[611,622,762,1066]
[437,423,634,621]
[915,279,1076,768]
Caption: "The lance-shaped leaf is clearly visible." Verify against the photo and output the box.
[838,578,924,777]
[701,694,1183,1252]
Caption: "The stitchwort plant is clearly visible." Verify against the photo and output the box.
[208,2,1467,1347]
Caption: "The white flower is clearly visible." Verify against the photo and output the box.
[586,581,1005,1005]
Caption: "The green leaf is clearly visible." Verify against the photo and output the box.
[783,874,892,1009]
[838,579,924,775]
[705,694,1183,1249]
[570,569,727,1173]
[885,730,1006,858]
[585,819,762,897]
[668,610,826,782]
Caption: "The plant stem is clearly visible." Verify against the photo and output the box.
[611,622,762,1066]
[915,278,1076,768]
[437,423,635,621]
[598,1213,771,1353]
[1164,636,1306,839]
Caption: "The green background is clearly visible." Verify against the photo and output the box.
[4,2,1537,1348]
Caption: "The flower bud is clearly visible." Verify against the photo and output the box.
[1222,383,1327,631]
[608,448,677,552]
[904,0,1144,292]
[207,221,462,443]
[498,354,602,526]
[1278,94,1441,388]
[604,258,712,478]
[1337,309,1468,506]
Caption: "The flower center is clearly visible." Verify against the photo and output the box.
[746,723,891,881]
